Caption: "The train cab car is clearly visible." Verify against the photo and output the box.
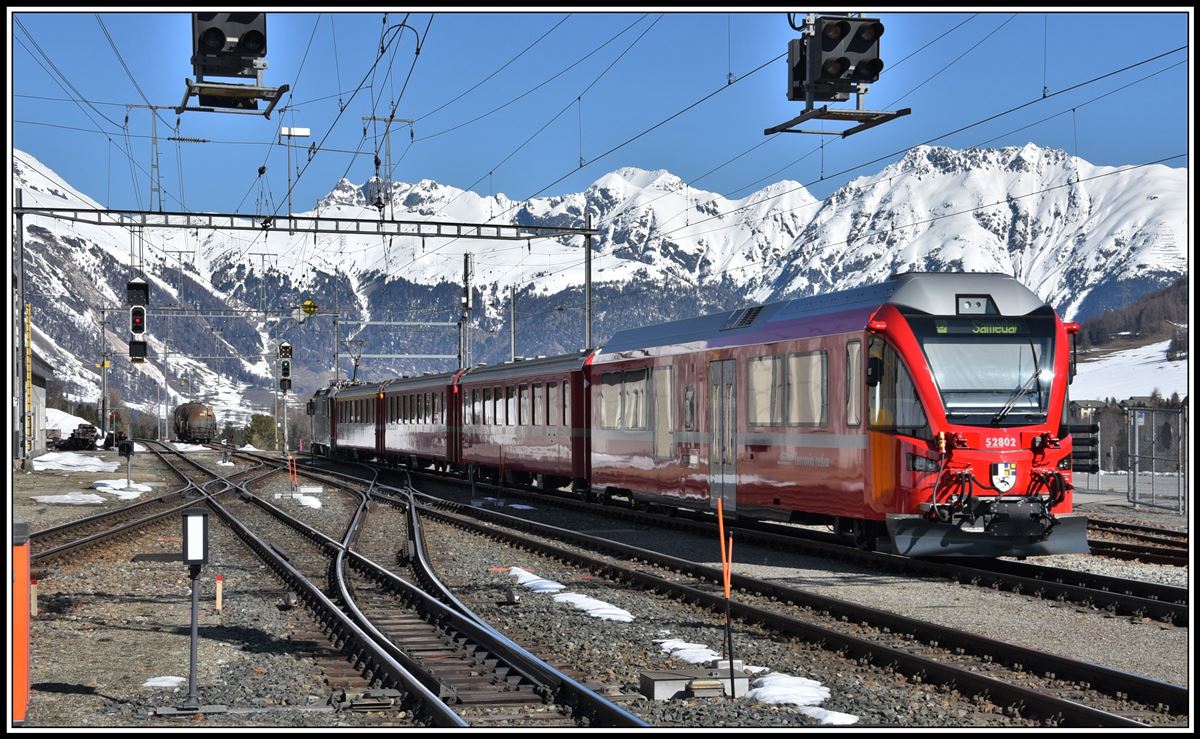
[332,382,384,458]
[457,353,589,490]
[590,272,1087,558]
[308,385,336,456]
[380,371,460,470]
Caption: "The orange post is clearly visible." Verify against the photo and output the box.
[215,574,223,612]
[715,499,737,698]
[13,521,31,726]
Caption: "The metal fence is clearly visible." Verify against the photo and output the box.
[1124,405,1188,514]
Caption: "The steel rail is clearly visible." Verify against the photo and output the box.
[416,495,1186,725]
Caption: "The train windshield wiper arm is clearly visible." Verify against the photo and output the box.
[992,368,1043,424]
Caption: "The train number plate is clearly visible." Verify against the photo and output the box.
[985,436,1018,448]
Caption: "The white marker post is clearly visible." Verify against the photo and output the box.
[156,508,226,716]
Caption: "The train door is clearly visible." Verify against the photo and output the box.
[708,359,737,513]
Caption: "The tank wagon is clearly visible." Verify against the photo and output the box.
[173,403,217,444]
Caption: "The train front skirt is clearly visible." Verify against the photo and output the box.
[883,506,1090,558]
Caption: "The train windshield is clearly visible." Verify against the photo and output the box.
[908,315,1056,425]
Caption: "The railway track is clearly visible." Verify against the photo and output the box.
[1086,520,1189,566]
[217,449,645,727]
[338,461,1188,626]
[412,492,1187,728]
[225,449,1187,727]
[30,441,264,563]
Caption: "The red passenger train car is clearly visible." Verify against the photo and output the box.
[457,353,589,489]
[308,272,1089,557]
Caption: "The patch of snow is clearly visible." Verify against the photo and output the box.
[239,444,260,451]
[142,676,186,688]
[655,639,721,664]
[1071,340,1188,401]
[508,566,566,593]
[172,443,208,452]
[745,672,858,726]
[296,495,322,509]
[44,407,94,433]
[31,492,107,505]
[552,592,634,622]
[32,452,119,472]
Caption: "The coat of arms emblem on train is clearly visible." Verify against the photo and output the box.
[991,462,1017,493]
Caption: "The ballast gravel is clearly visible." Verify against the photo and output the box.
[420,518,1040,728]
[24,512,408,728]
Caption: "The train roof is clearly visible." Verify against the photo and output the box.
[598,272,1050,359]
[459,351,591,384]
[381,370,460,393]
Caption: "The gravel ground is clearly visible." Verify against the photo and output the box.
[422,517,1040,728]
[417,481,1189,687]
[14,450,183,531]
[248,473,356,542]
[23,511,408,727]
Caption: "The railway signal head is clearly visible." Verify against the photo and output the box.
[126,278,149,306]
[280,378,291,393]
[130,306,147,335]
[280,359,291,379]
[797,15,885,101]
[279,342,292,359]
[192,12,267,79]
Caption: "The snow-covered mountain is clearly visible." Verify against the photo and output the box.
[12,143,1187,421]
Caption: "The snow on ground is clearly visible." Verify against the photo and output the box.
[45,407,94,433]
[296,495,322,509]
[31,492,107,505]
[507,567,632,620]
[142,676,185,688]
[508,566,565,593]
[1072,340,1188,401]
[172,443,208,452]
[239,444,260,451]
[657,638,857,725]
[90,478,154,500]
[746,673,859,726]
[656,639,722,664]
[32,452,118,472]
[552,593,634,622]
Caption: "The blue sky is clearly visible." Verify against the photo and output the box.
[11,10,1191,215]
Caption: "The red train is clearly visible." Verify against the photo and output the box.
[308,272,1089,557]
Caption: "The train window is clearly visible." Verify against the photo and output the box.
[533,384,544,426]
[683,385,695,431]
[435,393,442,424]
[493,386,502,426]
[518,385,528,425]
[787,351,827,426]
[483,387,492,425]
[623,369,648,430]
[747,355,785,426]
[600,372,622,428]
[653,367,674,457]
[846,341,862,427]
[563,380,570,425]
[547,383,558,426]
[506,386,515,425]
[867,337,929,436]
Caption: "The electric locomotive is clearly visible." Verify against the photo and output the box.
[308,272,1089,558]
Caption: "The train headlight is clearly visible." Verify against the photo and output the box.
[907,453,940,472]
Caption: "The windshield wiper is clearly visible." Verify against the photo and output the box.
[992,368,1043,424]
